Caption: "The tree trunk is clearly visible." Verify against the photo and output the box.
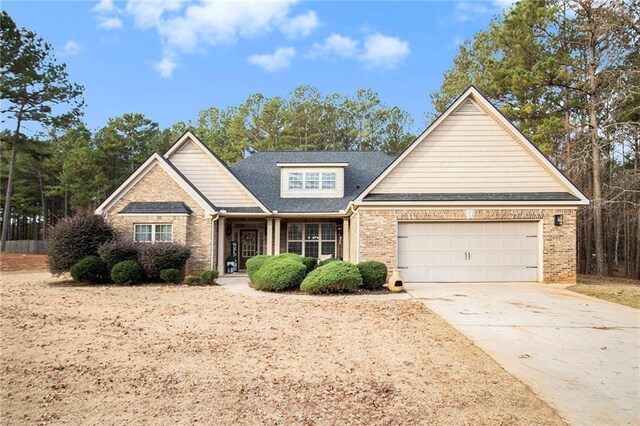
[0,140,18,251]
[587,19,606,276]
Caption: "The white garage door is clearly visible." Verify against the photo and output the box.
[397,222,539,282]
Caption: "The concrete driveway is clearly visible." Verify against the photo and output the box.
[405,282,640,426]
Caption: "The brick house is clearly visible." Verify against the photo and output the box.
[95,87,588,283]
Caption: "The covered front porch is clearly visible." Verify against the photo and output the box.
[215,215,350,276]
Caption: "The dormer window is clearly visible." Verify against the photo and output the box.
[279,163,346,198]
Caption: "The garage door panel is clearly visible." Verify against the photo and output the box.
[397,222,539,283]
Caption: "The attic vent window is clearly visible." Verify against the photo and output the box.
[288,171,337,191]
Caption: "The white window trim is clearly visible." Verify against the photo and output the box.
[287,223,337,258]
[288,171,337,191]
[133,223,173,243]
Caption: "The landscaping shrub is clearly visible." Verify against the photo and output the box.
[246,255,272,282]
[200,269,219,285]
[274,253,303,263]
[159,268,181,284]
[69,256,107,283]
[253,258,306,292]
[301,256,318,274]
[137,243,191,280]
[47,212,115,274]
[98,239,138,271]
[183,275,199,285]
[301,261,362,294]
[357,261,388,290]
[111,260,143,284]
[318,257,339,267]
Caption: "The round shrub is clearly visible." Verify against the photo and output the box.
[274,253,303,263]
[111,260,143,284]
[200,269,219,285]
[160,268,181,284]
[357,261,388,290]
[137,243,191,280]
[301,256,318,274]
[253,258,307,292]
[246,255,273,282]
[98,239,138,271]
[301,261,362,294]
[183,275,199,285]
[48,212,115,274]
[70,256,107,283]
[318,257,339,267]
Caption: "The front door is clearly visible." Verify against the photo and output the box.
[239,229,258,270]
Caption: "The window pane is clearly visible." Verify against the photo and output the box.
[321,223,335,241]
[305,242,319,258]
[288,172,303,189]
[321,242,336,257]
[134,224,152,242]
[322,172,336,189]
[305,172,319,189]
[155,224,172,242]
[287,242,302,255]
[305,224,319,240]
[288,224,302,241]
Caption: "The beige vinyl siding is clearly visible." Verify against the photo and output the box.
[169,139,258,207]
[371,99,568,194]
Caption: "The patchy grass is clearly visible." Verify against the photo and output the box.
[0,272,563,425]
[567,275,640,309]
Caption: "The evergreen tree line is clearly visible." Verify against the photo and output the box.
[2,1,638,278]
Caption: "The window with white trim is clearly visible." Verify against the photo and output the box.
[134,224,173,243]
[287,171,338,191]
[287,223,336,258]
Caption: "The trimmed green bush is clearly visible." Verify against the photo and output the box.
[357,261,388,290]
[98,239,138,271]
[246,255,272,282]
[183,275,199,285]
[200,269,219,285]
[318,257,339,267]
[137,243,191,280]
[159,268,181,284]
[111,260,143,284]
[70,256,107,283]
[253,258,307,292]
[301,261,362,294]
[274,253,303,263]
[48,212,115,274]
[301,256,318,274]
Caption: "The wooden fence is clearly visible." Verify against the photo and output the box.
[3,240,47,255]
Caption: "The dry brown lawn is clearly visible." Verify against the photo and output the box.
[0,271,564,425]
[567,275,640,309]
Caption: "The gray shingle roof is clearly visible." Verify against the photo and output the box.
[230,151,395,213]
[120,202,193,214]
[363,192,581,202]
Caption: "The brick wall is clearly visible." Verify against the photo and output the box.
[356,208,577,284]
[106,164,213,274]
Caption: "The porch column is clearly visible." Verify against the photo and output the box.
[274,218,281,255]
[342,218,350,262]
[266,218,273,255]
[217,216,226,275]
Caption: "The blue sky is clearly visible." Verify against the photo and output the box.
[5,0,511,134]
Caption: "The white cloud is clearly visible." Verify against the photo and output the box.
[358,34,410,69]
[97,16,123,30]
[93,0,115,13]
[247,47,295,72]
[126,0,186,29]
[309,33,359,59]
[61,40,83,56]
[154,56,178,78]
[453,1,492,22]
[281,11,319,38]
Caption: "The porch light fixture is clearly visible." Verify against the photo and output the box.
[226,225,232,236]
[554,214,563,226]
